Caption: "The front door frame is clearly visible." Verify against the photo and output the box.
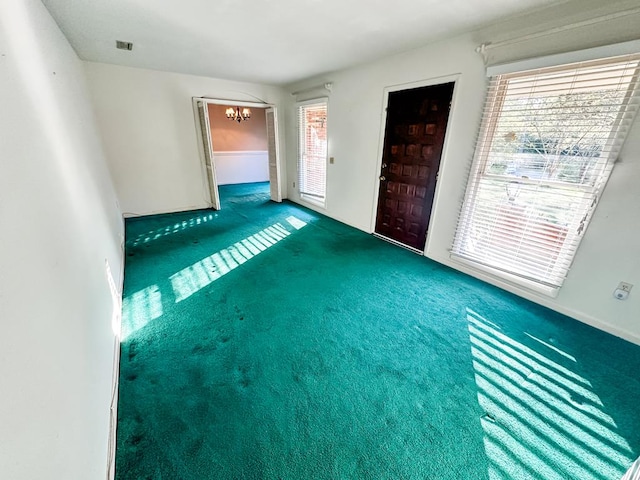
[192,97,282,209]
[369,74,460,255]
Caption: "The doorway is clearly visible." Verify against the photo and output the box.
[374,82,454,251]
[194,99,282,210]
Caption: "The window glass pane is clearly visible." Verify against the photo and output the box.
[486,88,629,186]
[298,101,327,204]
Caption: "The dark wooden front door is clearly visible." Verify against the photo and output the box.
[375,82,454,250]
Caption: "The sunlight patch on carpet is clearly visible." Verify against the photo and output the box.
[286,215,307,230]
[467,308,633,480]
[121,285,163,340]
[131,213,217,247]
[524,332,576,362]
[170,219,305,302]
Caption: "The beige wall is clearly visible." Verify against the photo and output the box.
[209,104,268,151]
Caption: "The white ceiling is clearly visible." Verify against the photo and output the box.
[42,0,567,86]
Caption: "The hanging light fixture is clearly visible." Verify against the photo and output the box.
[225,106,251,123]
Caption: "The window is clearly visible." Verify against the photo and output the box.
[297,99,328,205]
[452,53,640,291]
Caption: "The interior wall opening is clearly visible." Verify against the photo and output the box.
[208,104,269,204]
[194,99,281,210]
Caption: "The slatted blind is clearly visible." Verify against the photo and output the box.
[622,456,640,480]
[297,100,328,204]
[452,53,640,288]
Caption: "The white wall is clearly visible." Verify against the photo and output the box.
[0,1,123,478]
[285,16,640,343]
[214,151,269,185]
[84,63,289,216]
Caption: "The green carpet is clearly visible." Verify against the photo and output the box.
[116,182,640,479]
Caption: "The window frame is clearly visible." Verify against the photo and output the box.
[451,53,640,296]
[296,98,328,207]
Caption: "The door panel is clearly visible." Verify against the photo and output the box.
[196,100,220,210]
[375,82,454,250]
[265,107,281,202]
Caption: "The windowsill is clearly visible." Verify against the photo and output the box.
[300,194,326,209]
[449,254,560,299]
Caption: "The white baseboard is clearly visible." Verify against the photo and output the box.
[122,204,212,218]
[430,253,640,347]
[106,228,125,480]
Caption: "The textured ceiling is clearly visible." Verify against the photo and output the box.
[42,0,568,86]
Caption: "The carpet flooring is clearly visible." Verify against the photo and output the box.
[116,182,640,479]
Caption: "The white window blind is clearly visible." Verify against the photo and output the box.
[297,100,328,204]
[452,53,640,289]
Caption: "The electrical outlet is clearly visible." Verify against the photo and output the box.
[618,282,633,293]
[614,281,633,300]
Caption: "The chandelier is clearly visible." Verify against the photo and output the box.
[225,106,251,123]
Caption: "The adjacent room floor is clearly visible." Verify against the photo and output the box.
[116,182,640,479]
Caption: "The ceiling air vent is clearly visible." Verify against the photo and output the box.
[116,40,133,51]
